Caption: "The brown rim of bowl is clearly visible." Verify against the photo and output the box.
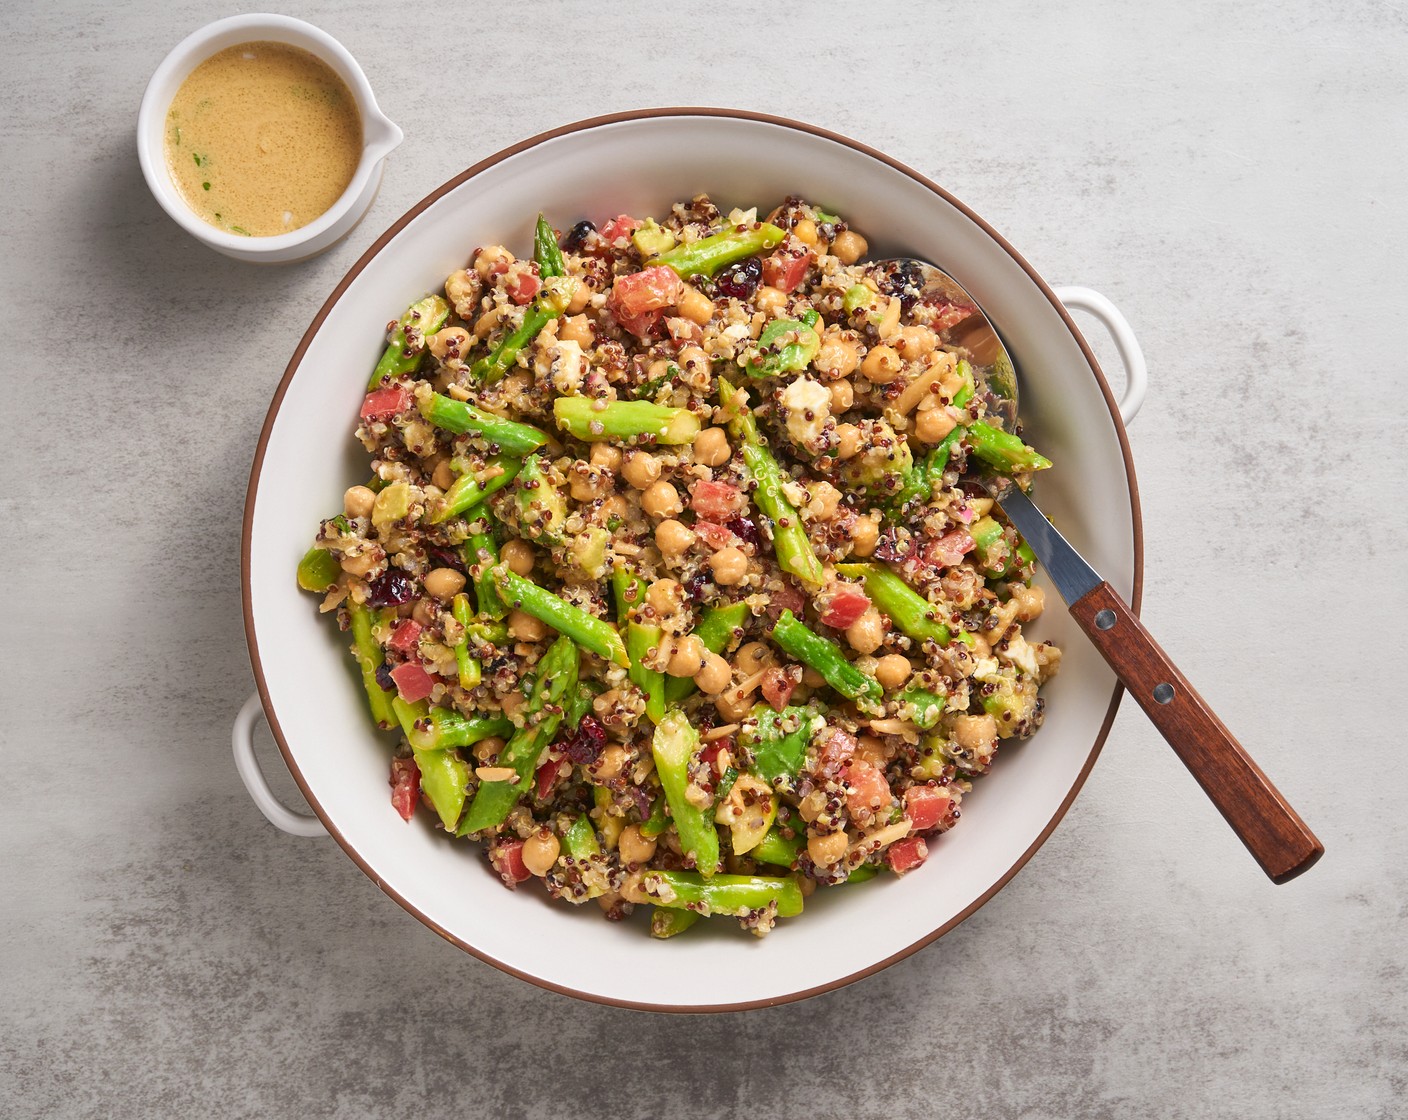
[241,106,1145,1015]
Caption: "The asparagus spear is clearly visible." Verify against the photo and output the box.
[967,420,1052,474]
[561,811,601,858]
[391,697,510,751]
[552,397,701,445]
[458,636,579,834]
[646,223,786,279]
[612,568,666,724]
[429,456,522,525]
[462,523,507,620]
[751,826,804,869]
[411,746,470,831]
[650,907,702,938]
[662,601,750,704]
[347,601,397,730]
[640,871,804,918]
[769,610,883,705]
[492,567,630,667]
[651,711,721,876]
[418,393,547,456]
[834,562,952,646]
[449,594,483,689]
[533,213,567,280]
[721,380,825,591]
[367,295,450,389]
[470,297,563,384]
[745,704,814,784]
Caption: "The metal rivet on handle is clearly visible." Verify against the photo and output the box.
[1094,609,1116,630]
[1153,683,1175,704]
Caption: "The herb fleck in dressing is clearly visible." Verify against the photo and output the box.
[163,42,362,237]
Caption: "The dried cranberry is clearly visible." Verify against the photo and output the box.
[683,571,710,603]
[427,546,467,574]
[365,568,415,607]
[562,715,607,765]
[725,515,760,547]
[715,256,762,300]
[873,527,914,563]
[374,663,396,692]
[562,220,597,253]
[878,259,925,313]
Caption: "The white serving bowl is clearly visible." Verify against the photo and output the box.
[137,14,403,263]
[239,110,1145,1011]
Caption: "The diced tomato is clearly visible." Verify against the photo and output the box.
[699,742,725,775]
[360,385,410,422]
[924,529,976,569]
[390,662,436,703]
[843,761,891,821]
[690,480,744,520]
[818,582,872,630]
[609,266,684,335]
[388,619,422,655]
[488,839,531,889]
[506,267,541,306]
[887,836,929,874]
[693,520,736,550]
[389,756,420,822]
[762,246,813,293]
[535,757,570,800]
[904,785,953,833]
[599,214,641,244]
[928,299,977,334]
[761,666,798,712]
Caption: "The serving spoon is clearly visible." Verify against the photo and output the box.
[879,258,1323,883]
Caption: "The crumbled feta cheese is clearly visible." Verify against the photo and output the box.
[780,376,831,451]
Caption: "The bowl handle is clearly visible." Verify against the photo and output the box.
[1053,286,1148,427]
[232,693,328,837]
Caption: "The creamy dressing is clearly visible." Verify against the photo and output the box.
[163,41,362,237]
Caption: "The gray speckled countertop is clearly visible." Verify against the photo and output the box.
[5,1,1405,1116]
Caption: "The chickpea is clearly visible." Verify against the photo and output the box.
[831,229,868,265]
[915,406,958,444]
[589,442,621,472]
[811,481,842,520]
[423,567,466,600]
[641,480,683,518]
[952,713,998,752]
[677,286,715,326]
[874,654,912,690]
[472,304,506,339]
[846,608,886,655]
[521,829,561,877]
[678,344,710,374]
[896,325,938,361]
[654,518,695,559]
[808,830,849,867]
[430,460,455,490]
[666,635,707,678]
[508,609,549,642]
[646,578,681,616]
[566,280,592,314]
[343,485,376,520]
[444,268,482,319]
[854,735,890,768]
[861,344,903,385]
[472,244,513,281]
[828,378,855,414]
[849,514,881,557]
[815,333,860,378]
[755,285,787,311]
[1011,583,1046,622]
[709,547,748,586]
[801,665,825,688]
[797,874,817,898]
[622,452,661,490]
[733,641,770,673]
[473,735,504,764]
[835,423,862,460]
[569,470,607,503]
[693,426,731,467]
[620,870,650,905]
[428,326,471,362]
[499,690,526,723]
[501,538,536,576]
[595,744,629,780]
[559,313,594,347]
[792,217,819,246]
[618,824,657,866]
[713,685,755,721]
[694,652,732,696]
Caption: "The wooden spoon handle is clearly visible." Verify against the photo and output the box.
[1069,582,1323,883]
